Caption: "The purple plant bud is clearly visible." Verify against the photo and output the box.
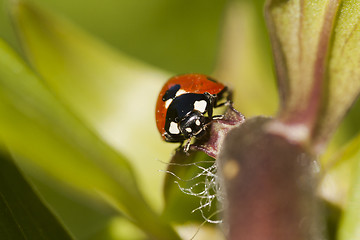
[217,117,323,240]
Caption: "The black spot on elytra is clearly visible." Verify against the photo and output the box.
[162,84,181,101]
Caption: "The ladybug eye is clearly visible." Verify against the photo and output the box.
[162,84,180,101]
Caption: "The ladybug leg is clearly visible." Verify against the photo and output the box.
[213,97,233,120]
[212,114,225,120]
[207,104,214,118]
[214,87,233,108]
[183,138,192,152]
[212,100,233,120]
[204,92,217,117]
[211,102,235,120]
[214,100,232,108]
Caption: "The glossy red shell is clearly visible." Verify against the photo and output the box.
[155,74,226,140]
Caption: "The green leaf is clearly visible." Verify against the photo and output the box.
[314,0,360,146]
[0,39,180,239]
[266,0,360,149]
[10,0,175,209]
[265,0,340,143]
[319,137,358,216]
[338,149,360,240]
[319,132,360,239]
[265,0,330,116]
[327,133,360,169]
[27,176,118,240]
[0,150,73,239]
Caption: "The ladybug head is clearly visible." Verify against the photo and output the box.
[179,111,209,139]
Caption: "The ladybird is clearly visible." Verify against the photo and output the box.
[155,74,231,146]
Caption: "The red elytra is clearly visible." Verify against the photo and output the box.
[155,74,227,142]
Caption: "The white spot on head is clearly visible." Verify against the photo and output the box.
[194,100,207,113]
[175,89,187,97]
[169,121,180,134]
[195,119,201,126]
[165,99,173,109]
[185,127,192,133]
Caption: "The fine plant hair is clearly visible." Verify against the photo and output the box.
[160,160,224,224]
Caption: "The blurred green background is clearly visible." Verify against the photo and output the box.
[1,0,228,73]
